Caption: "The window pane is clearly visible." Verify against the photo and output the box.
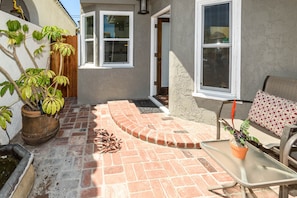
[85,41,93,63]
[85,16,94,39]
[104,15,129,38]
[104,41,128,63]
[202,48,229,88]
[204,3,229,44]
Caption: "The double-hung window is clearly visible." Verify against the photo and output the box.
[195,0,241,100]
[100,11,134,67]
[81,12,95,66]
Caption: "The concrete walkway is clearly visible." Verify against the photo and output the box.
[12,97,279,197]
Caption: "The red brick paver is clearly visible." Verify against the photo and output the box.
[108,100,216,149]
[12,98,280,198]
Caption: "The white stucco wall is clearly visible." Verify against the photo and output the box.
[0,11,49,145]
[0,0,77,35]
[30,0,77,35]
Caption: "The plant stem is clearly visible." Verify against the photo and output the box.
[5,131,10,143]
[12,47,26,74]
[24,40,38,68]
[0,66,35,110]
[0,44,14,59]
[58,53,64,76]
[53,53,64,95]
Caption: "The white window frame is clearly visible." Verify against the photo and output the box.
[194,0,241,100]
[99,11,134,68]
[81,11,96,66]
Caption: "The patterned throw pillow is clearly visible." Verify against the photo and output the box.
[248,90,297,137]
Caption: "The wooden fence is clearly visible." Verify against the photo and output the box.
[50,35,78,97]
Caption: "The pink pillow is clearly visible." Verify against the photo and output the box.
[248,90,297,137]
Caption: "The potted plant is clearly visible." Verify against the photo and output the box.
[0,19,75,145]
[220,100,259,159]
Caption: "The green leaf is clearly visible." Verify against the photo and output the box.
[240,120,250,133]
[9,83,15,95]
[2,112,12,123]
[0,116,6,130]
[33,45,45,56]
[32,30,44,40]
[22,24,29,33]
[0,81,15,96]
[50,103,56,115]
[53,75,69,86]
[21,86,32,99]
[0,86,8,97]
[14,33,25,45]
[55,43,75,57]
[249,136,259,144]
[239,138,245,145]
[6,20,21,31]
[42,70,56,78]
[42,26,62,41]
[0,106,12,130]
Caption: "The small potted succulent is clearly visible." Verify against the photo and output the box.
[220,100,259,159]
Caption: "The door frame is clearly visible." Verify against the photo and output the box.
[149,5,171,97]
[156,17,170,95]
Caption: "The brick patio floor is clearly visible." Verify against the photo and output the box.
[12,97,280,198]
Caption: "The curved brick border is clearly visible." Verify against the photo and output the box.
[108,100,200,149]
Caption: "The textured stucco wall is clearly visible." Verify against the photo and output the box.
[0,0,77,34]
[31,0,77,34]
[168,0,221,125]
[0,11,49,144]
[168,0,297,126]
[150,0,171,15]
[241,0,297,100]
[78,1,151,104]
[78,0,297,126]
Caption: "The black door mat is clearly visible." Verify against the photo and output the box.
[130,99,162,114]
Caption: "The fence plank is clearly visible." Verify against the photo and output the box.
[50,35,78,97]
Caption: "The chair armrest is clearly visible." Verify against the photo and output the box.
[280,124,297,166]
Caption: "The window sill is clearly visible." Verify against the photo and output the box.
[79,65,134,69]
[102,65,134,69]
[192,92,237,101]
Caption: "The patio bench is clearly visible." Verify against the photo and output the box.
[217,75,297,169]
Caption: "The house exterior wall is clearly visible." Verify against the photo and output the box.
[0,0,77,35]
[240,0,297,99]
[78,0,151,104]
[169,0,219,125]
[0,11,49,145]
[78,0,297,127]
[154,0,297,126]
[150,0,171,14]
[31,0,77,35]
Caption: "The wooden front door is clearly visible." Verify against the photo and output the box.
[156,18,170,95]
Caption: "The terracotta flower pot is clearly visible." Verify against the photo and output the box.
[21,105,60,146]
[230,141,248,159]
